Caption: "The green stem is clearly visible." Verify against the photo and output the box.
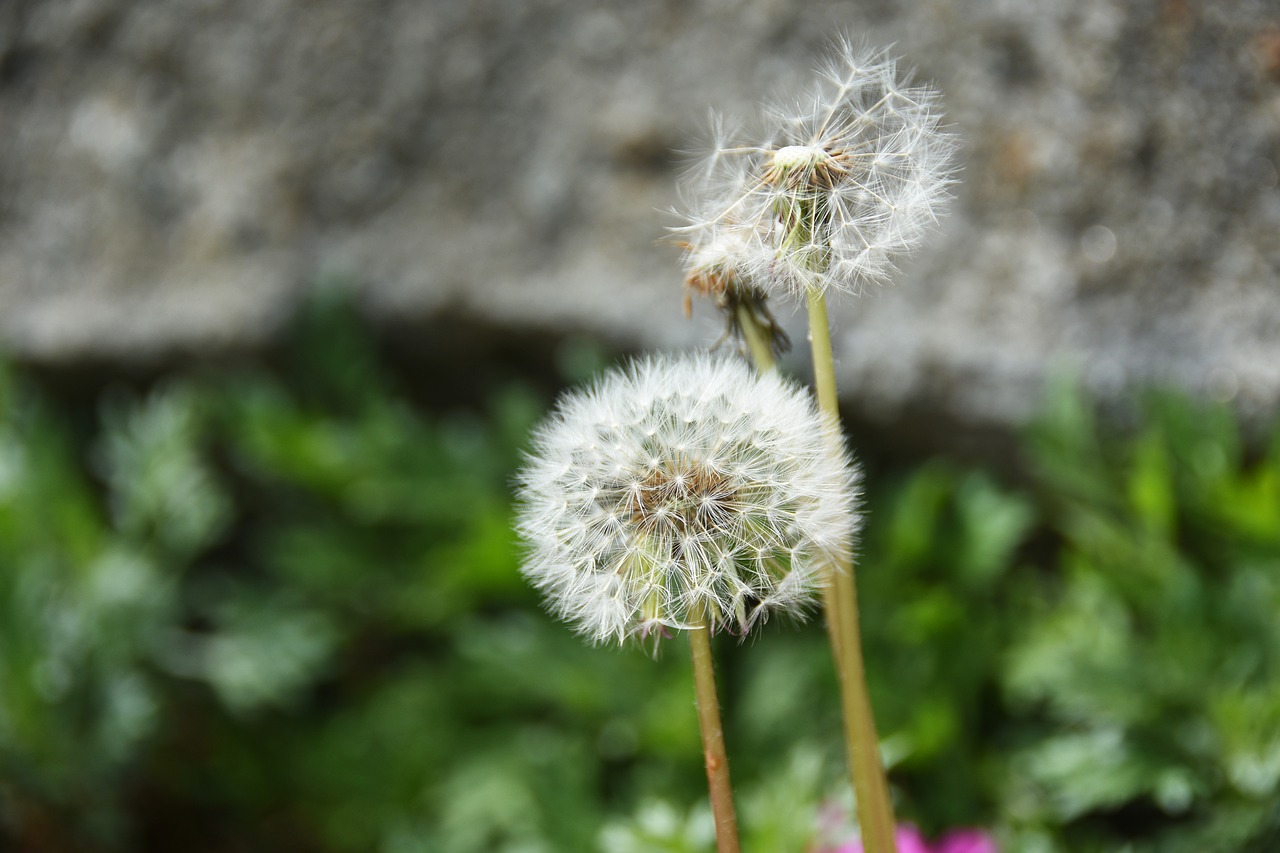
[806,287,898,853]
[736,303,777,372]
[806,289,840,417]
[689,603,741,853]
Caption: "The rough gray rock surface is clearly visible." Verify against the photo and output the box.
[2,0,1279,428]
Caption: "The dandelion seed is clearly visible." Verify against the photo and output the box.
[515,353,860,645]
[675,38,958,298]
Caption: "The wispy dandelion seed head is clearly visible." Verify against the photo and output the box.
[516,354,860,645]
[675,38,959,298]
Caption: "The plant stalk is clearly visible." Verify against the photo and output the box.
[688,603,741,853]
[735,303,777,372]
[806,287,898,853]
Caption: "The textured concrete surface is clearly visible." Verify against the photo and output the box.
[2,0,1278,428]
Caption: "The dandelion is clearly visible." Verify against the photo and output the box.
[672,38,958,853]
[517,353,860,853]
[515,352,859,645]
[676,38,957,298]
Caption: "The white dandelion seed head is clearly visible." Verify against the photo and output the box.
[515,353,861,646]
[675,38,958,299]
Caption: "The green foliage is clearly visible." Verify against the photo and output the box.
[1,302,1279,852]
[1003,386,1280,852]
[0,301,708,852]
[0,369,214,843]
[599,748,829,853]
[845,459,1035,835]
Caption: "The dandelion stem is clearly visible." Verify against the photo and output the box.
[806,286,898,853]
[735,303,777,372]
[688,602,741,853]
[805,287,840,418]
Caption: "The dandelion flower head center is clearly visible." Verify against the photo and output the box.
[628,459,738,539]
[764,144,847,190]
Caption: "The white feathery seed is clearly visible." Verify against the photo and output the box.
[515,353,861,645]
[676,38,958,298]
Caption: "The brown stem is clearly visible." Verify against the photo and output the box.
[688,604,741,853]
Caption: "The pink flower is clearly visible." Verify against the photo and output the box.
[894,825,933,853]
[827,825,997,853]
[935,829,998,853]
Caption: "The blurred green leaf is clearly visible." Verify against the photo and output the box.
[2,302,1278,853]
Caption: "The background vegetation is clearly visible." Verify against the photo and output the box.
[1,293,1277,852]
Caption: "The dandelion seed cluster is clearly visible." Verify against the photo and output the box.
[677,39,957,298]
[516,354,859,644]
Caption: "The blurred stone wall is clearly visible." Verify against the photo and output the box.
[2,0,1278,428]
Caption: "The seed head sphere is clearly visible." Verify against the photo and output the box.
[677,40,958,298]
[516,354,861,644]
